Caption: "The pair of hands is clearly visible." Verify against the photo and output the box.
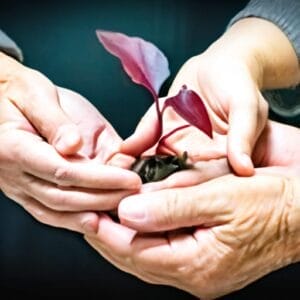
[1,17,300,299]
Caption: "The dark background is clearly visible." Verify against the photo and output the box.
[0,0,299,299]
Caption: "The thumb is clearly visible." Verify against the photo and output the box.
[20,75,82,155]
[227,94,267,176]
[118,175,233,232]
[121,104,161,157]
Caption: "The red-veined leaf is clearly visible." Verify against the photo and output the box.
[162,85,213,138]
[96,30,170,99]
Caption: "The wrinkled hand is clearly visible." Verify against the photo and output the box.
[86,172,300,299]
[84,121,300,298]
[0,86,141,233]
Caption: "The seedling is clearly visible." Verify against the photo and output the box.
[96,30,212,183]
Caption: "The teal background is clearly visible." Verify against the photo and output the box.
[1,0,299,299]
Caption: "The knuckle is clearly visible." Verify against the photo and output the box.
[46,189,68,210]
[161,190,182,226]
[53,165,72,186]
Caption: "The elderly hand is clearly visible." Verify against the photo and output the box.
[84,121,300,299]
[0,87,141,234]
[85,172,300,299]
[122,18,300,177]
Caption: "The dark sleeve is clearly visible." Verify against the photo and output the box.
[0,29,23,61]
[227,0,300,61]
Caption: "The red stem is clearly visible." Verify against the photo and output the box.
[156,124,191,153]
[151,91,163,136]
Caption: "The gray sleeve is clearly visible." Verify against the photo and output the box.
[0,30,23,61]
[227,0,300,125]
[228,0,300,61]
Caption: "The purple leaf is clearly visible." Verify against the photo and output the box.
[96,30,170,99]
[162,85,213,138]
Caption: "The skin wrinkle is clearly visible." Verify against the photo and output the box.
[164,189,181,228]
[53,164,73,186]
[280,177,299,264]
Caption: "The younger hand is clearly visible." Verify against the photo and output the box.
[122,18,300,177]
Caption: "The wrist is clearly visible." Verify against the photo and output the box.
[208,18,300,90]
[204,21,264,89]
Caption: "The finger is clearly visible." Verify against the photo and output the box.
[118,175,235,232]
[85,214,200,283]
[87,213,169,259]
[121,105,161,157]
[58,87,124,161]
[107,153,136,170]
[90,213,137,256]
[12,71,82,155]
[20,195,99,234]
[227,91,267,176]
[92,125,123,163]
[0,130,141,189]
[84,232,180,286]
[23,173,139,211]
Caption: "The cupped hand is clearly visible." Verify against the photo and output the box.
[85,172,300,299]
[122,18,300,178]
[0,87,141,233]
[121,50,267,177]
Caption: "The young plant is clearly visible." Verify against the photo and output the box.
[96,30,212,183]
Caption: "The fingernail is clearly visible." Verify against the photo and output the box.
[119,198,146,222]
[240,153,254,176]
[241,153,253,167]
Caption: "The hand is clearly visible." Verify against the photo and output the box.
[122,18,300,176]
[85,172,300,299]
[83,121,300,298]
[0,51,83,155]
[0,87,141,233]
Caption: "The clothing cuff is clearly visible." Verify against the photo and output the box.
[227,0,300,61]
[0,30,23,62]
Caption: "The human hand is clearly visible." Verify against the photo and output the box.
[122,18,300,177]
[0,51,84,155]
[0,87,141,233]
[85,172,300,299]
[83,121,300,298]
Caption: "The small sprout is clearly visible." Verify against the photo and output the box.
[97,30,212,182]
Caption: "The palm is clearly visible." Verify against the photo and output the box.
[253,120,300,169]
